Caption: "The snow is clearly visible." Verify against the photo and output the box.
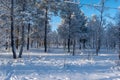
[0,48,120,80]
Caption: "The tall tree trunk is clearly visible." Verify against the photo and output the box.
[5,42,8,50]
[44,7,48,52]
[96,39,101,55]
[119,27,120,60]
[63,39,66,50]
[68,14,71,53]
[11,0,17,59]
[96,0,104,55]
[83,39,86,49]
[18,25,25,58]
[27,23,30,50]
[18,0,25,58]
[16,26,19,49]
[68,38,70,52]
[79,39,81,49]
[5,30,8,50]
[72,39,76,56]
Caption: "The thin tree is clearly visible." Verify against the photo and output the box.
[27,23,30,50]
[93,0,105,55]
[36,0,60,52]
[18,0,26,58]
[11,0,17,59]
[60,1,74,53]
[44,6,48,52]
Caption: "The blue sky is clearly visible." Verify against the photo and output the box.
[51,0,120,31]
[81,0,120,17]
[50,16,61,31]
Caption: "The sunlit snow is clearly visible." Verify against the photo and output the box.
[0,48,120,80]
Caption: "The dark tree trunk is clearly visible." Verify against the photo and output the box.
[11,0,17,59]
[5,42,8,50]
[27,23,30,50]
[63,39,66,50]
[96,1,104,55]
[96,39,101,55]
[68,38,70,52]
[44,7,48,52]
[5,30,8,50]
[16,26,19,49]
[68,14,71,53]
[18,25,25,58]
[83,40,86,49]
[79,39,81,49]
[72,39,76,56]
[18,0,25,58]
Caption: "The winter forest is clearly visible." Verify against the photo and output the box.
[0,0,120,80]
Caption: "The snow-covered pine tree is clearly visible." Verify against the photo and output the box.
[59,0,86,54]
[15,0,42,57]
[116,11,120,59]
[87,15,105,55]
[105,22,118,49]
[0,0,10,50]
[58,20,69,50]
[93,0,105,55]
[60,0,77,53]
[35,0,61,52]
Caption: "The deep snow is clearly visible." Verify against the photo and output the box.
[0,48,120,80]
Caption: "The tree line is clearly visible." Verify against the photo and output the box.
[0,0,120,59]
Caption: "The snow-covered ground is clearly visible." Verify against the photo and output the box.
[0,48,120,80]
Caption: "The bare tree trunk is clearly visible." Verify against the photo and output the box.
[16,26,19,49]
[27,23,30,50]
[72,39,76,56]
[68,38,70,52]
[11,0,17,59]
[18,25,25,58]
[18,0,25,58]
[44,7,48,52]
[83,39,86,49]
[96,0,104,55]
[68,14,71,53]
[5,30,8,50]
[96,39,101,55]
[79,39,81,49]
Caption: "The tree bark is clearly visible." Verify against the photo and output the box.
[72,39,76,56]
[18,25,25,58]
[68,38,70,52]
[11,0,17,59]
[96,0,104,55]
[44,7,48,52]
[27,23,30,50]
[68,14,71,53]
[18,0,25,58]
[16,26,19,49]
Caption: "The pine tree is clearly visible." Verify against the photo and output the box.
[11,0,17,59]
[36,0,61,52]
[59,0,86,54]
